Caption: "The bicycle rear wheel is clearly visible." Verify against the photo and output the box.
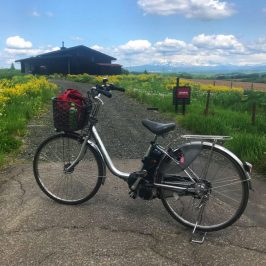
[33,133,104,204]
[158,144,249,232]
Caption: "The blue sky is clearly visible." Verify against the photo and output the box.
[1,0,266,68]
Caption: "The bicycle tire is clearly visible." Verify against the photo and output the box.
[158,143,249,232]
[33,133,104,205]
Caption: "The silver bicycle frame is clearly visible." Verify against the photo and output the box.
[91,126,196,192]
[68,93,251,191]
[91,126,130,181]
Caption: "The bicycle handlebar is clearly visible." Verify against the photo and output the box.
[93,82,125,98]
[108,83,125,92]
[95,85,112,98]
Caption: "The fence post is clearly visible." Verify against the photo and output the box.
[175,77,180,112]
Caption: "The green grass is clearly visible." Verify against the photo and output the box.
[0,96,53,167]
[0,68,22,80]
[0,76,57,167]
[62,73,266,174]
[121,76,266,174]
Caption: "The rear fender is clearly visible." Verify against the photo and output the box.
[158,141,251,185]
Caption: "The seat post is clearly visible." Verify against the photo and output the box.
[152,135,158,144]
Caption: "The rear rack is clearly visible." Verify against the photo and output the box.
[181,135,232,140]
[181,135,232,143]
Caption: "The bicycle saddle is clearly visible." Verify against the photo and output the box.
[142,119,176,135]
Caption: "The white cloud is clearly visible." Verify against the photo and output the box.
[118,40,152,53]
[2,35,266,69]
[95,35,266,67]
[1,36,60,67]
[155,38,187,51]
[90,45,105,51]
[4,47,60,56]
[192,34,245,52]
[5,48,41,56]
[4,36,59,61]
[137,0,235,20]
[6,36,32,49]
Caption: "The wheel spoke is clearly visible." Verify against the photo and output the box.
[160,145,249,232]
[33,134,102,204]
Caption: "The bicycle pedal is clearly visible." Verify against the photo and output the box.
[133,170,147,178]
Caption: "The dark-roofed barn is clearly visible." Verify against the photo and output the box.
[15,45,122,75]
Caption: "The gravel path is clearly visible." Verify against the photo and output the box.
[22,79,188,161]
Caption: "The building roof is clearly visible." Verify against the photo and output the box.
[15,45,116,62]
[96,63,122,67]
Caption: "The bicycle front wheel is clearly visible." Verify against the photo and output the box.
[158,144,249,232]
[33,133,104,204]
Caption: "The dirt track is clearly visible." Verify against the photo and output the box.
[0,80,266,265]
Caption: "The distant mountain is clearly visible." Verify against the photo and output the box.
[125,64,266,74]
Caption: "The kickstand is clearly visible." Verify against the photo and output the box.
[190,223,207,244]
[190,199,207,244]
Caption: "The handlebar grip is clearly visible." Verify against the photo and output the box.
[110,84,125,92]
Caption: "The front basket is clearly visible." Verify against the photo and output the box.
[52,98,88,132]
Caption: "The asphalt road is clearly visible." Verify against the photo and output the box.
[0,80,266,265]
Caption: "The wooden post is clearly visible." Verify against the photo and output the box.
[182,100,186,115]
[176,77,180,87]
[175,77,180,112]
[204,90,211,116]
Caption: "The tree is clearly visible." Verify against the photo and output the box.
[10,63,15,70]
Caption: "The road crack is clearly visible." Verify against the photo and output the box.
[13,176,26,206]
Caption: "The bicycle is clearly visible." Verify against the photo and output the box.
[33,78,252,239]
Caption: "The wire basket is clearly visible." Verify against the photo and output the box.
[52,98,89,132]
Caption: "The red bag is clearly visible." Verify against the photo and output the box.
[57,89,85,106]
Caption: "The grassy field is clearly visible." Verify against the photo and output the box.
[64,73,266,173]
[0,71,265,173]
[0,74,58,166]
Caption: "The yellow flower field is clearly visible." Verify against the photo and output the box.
[0,75,58,165]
